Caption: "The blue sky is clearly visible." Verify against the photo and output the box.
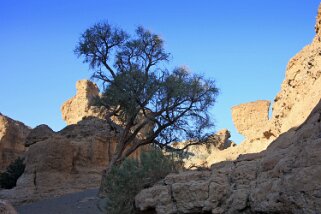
[0,0,319,143]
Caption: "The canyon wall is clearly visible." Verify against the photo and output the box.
[135,3,321,213]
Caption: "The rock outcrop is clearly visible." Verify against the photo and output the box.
[136,99,321,213]
[25,124,54,147]
[173,129,236,168]
[231,100,271,141]
[135,4,321,213]
[0,113,30,171]
[189,2,321,167]
[0,117,145,204]
[61,80,107,125]
[61,79,153,137]
[232,3,321,144]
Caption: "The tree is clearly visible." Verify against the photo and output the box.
[75,22,219,193]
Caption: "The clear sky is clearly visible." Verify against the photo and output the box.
[0,0,319,143]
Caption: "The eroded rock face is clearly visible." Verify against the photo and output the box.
[209,2,321,167]
[61,80,107,125]
[25,124,54,147]
[0,117,144,204]
[135,4,321,213]
[61,79,154,138]
[0,113,30,171]
[233,3,321,143]
[172,129,236,168]
[135,92,321,214]
[231,100,271,141]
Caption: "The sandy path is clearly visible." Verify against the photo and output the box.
[15,189,104,214]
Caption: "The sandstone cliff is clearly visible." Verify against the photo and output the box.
[185,1,321,167]
[135,4,321,213]
[0,113,30,171]
[0,117,145,204]
[136,99,321,213]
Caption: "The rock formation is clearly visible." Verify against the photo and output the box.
[0,113,30,171]
[185,1,321,167]
[173,129,236,168]
[61,79,153,137]
[0,117,146,204]
[231,100,271,141]
[136,99,321,213]
[25,124,54,147]
[232,2,321,144]
[135,4,321,213]
[61,80,107,125]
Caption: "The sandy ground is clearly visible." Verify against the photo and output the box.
[15,189,104,214]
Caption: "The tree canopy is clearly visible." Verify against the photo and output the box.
[75,21,219,172]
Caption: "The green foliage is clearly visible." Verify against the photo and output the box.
[104,149,180,214]
[0,157,25,189]
[75,21,219,147]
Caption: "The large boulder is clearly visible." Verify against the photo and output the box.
[0,113,30,171]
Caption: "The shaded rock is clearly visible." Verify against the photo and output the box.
[197,2,321,167]
[206,129,236,150]
[0,200,17,214]
[136,99,321,213]
[172,129,236,168]
[25,124,54,147]
[0,113,30,171]
[0,117,145,204]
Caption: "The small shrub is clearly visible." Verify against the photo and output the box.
[104,149,181,214]
[0,157,25,189]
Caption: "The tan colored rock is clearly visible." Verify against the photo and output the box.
[172,129,236,168]
[25,124,54,147]
[0,117,145,204]
[231,100,271,141]
[136,98,321,213]
[199,2,321,168]
[61,79,154,138]
[0,113,30,171]
[135,4,321,213]
[61,80,107,125]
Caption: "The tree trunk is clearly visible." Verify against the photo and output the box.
[98,154,119,197]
